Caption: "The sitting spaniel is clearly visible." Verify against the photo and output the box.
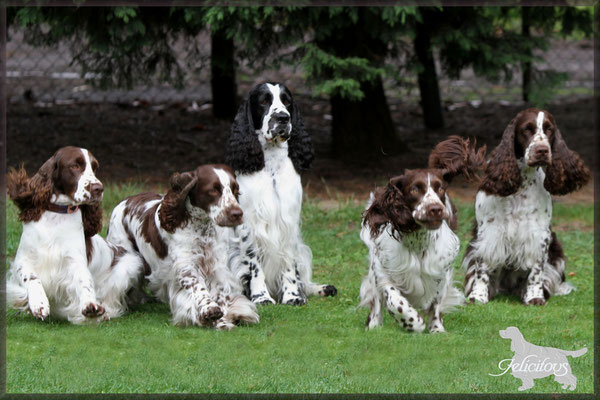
[463,108,590,305]
[105,164,259,330]
[360,136,486,333]
[225,82,336,306]
[6,147,142,324]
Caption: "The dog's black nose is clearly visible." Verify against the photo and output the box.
[273,112,290,124]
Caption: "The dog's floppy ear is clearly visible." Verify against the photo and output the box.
[159,171,197,233]
[225,100,265,174]
[81,204,102,238]
[288,101,314,173]
[479,117,522,196]
[30,155,57,209]
[362,174,418,239]
[543,126,590,195]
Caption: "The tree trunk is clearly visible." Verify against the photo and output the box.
[210,29,237,120]
[330,77,401,158]
[414,8,444,129]
[521,7,532,103]
[319,9,403,158]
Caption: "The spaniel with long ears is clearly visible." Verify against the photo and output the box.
[464,108,590,306]
[225,82,335,306]
[360,136,486,333]
[6,147,142,324]
[480,108,590,197]
[105,164,258,329]
[226,82,314,175]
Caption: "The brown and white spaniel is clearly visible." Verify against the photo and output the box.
[6,147,141,324]
[463,108,590,305]
[105,164,259,330]
[359,136,486,333]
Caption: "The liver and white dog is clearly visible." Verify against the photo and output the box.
[463,108,590,305]
[7,146,142,324]
[106,165,259,329]
[360,137,486,333]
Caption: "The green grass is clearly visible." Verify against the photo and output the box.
[5,185,593,393]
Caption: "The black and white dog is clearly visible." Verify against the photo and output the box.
[225,82,337,305]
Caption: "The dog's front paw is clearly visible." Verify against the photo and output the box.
[200,304,224,324]
[281,292,307,306]
[29,301,50,321]
[401,314,425,333]
[251,292,276,305]
[468,290,489,304]
[215,318,236,331]
[524,297,546,306]
[82,302,105,318]
[429,322,446,334]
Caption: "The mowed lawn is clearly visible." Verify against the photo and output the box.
[5,183,593,393]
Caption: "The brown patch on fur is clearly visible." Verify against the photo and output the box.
[110,244,127,268]
[363,179,420,239]
[543,126,591,195]
[7,161,55,223]
[428,136,487,183]
[479,116,522,196]
[547,231,565,269]
[80,204,102,262]
[158,172,196,233]
[124,192,169,259]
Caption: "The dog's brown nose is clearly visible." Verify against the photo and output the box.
[534,146,549,159]
[228,207,243,223]
[90,183,104,197]
[427,205,443,219]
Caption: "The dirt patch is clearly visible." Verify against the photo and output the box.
[7,96,594,204]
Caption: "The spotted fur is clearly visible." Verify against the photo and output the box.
[359,136,485,333]
[105,164,258,329]
[463,109,590,306]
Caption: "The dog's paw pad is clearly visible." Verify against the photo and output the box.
[201,305,224,323]
[82,303,105,318]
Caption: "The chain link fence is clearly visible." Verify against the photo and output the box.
[6,27,593,107]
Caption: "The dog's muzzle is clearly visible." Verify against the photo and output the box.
[527,144,552,167]
[268,112,291,141]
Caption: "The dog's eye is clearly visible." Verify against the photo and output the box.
[438,187,445,194]
[410,187,419,195]
[261,100,269,106]
[283,100,291,107]
[70,164,81,170]
[208,189,219,197]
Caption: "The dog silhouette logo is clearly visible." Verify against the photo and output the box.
[489,326,587,391]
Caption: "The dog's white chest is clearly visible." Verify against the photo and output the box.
[376,223,459,307]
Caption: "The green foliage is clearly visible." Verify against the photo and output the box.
[7,5,593,103]
[5,188,593,393]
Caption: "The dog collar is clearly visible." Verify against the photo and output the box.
[47,204,80,214]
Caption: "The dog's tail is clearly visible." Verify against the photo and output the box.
[559,347,588,358]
